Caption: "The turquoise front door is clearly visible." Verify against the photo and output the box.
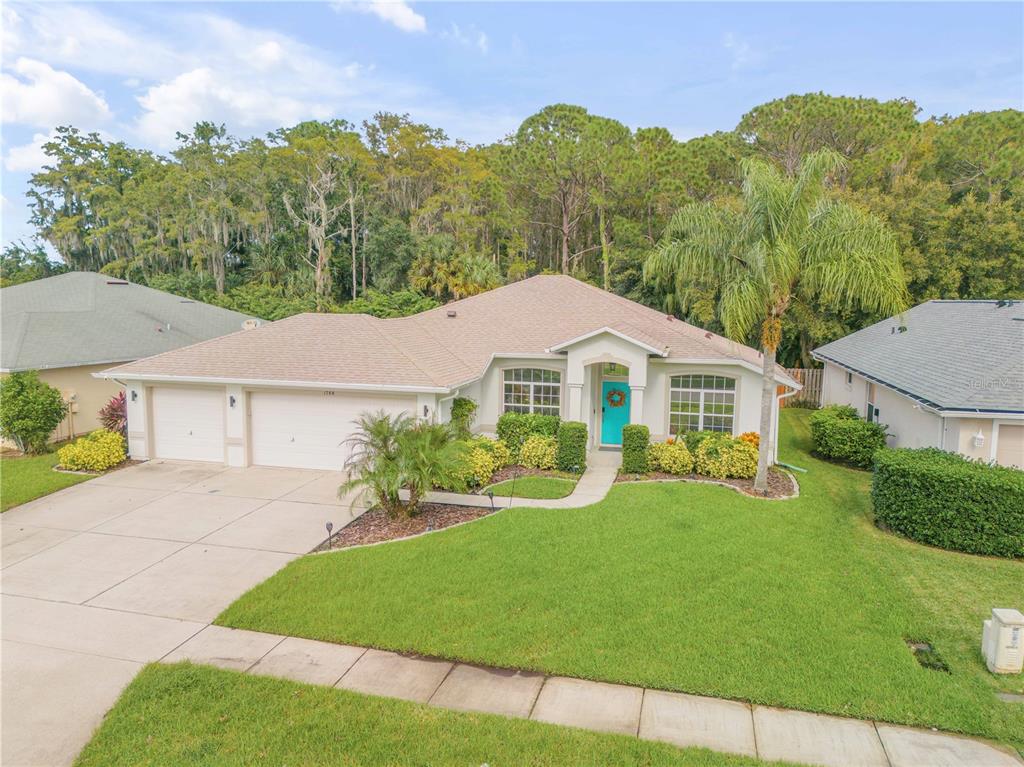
[600,381,630,445]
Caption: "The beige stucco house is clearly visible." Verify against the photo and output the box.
[813,300,1024,468]
[99,275,798,471]
[1,272,258,445]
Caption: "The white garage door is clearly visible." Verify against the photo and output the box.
[151,387,225,462]
[249,390,416,471]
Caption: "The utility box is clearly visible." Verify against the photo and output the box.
[982,608,1024,674]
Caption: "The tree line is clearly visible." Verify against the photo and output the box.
[6,93,1022,366]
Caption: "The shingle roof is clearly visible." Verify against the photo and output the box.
[812,300,1024,413]
[104,275,789,390]
[1,272,259,372]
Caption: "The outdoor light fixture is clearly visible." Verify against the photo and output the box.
[130,390,137,402]
[325,521,334,546]
[229,395,236,408]
[423,405,430,418]
[486,491,495,512]
[973,430,985,448]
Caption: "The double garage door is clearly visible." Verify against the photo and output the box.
[149,386,415,471]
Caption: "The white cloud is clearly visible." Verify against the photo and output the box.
[441,23,489,54]
[1,57,111,127]
[332,1,427,33]
[4,130,55,172]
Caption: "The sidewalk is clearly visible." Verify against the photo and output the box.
[424,448,621,509]
[164,624,1023,767]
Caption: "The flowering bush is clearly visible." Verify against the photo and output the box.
[648,441,694,475]
[694,437,758,479]
[57,429,126,472]
[739,431,760,448]
[519,435,557,469]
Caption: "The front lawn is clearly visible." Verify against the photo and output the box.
[1,450,92,511]
[486,475,577,499]
[75,663,768,767]
[219,410,1024,752]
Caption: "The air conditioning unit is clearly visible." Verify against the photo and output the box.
[982,608,1024,674]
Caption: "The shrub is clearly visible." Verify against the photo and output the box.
[556,421,587,472]
[452,436,512,487]
[99,391,127,436]
[496,412,559,460]
[0,371,68,453]
[739,431,760,448]
[809,405,888,468]
[473,436,511,469]
[57,429,126,471]
[648,441,694,475]
[679,430,721,455]
[519,435,557,470]
[872,448,1024,558]
[341,412,468,517]
[449,397,477,439]
[694,437,758,479]
[621,424,650,473]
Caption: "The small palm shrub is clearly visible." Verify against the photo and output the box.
[57,429,126,471]
[0,371,68,453]
[694,437,758,479]
[99,391,128,436]
[648,441,694,475]
[621,424,650,473]
[340,411,468,518]
[809,405,887,468]
[496,412,559,461]
[519,435,557,469]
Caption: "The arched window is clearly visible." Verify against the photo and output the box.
[669,374,736,434]
[503,368,561,416]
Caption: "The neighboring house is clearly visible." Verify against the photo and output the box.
[813,300,1024,469]
[1,272,259,444]
[100,275,798,471]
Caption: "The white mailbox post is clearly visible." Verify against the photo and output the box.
[982,608,1024,674]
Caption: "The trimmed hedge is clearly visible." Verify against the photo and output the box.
[57,429,126,472]
[872,448,1024,559]
[556,421,588,472]
[648,441,694,475]
[694,437,758,479]
[519,435,557,470]
[496,412,560,461]
[621,424,649,473]
[809,405,887,468]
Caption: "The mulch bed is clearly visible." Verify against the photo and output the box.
[318,502,495,550]
[484,465,578,485]
[615,466,797,499]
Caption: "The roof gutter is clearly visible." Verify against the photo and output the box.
[91,371,451,395]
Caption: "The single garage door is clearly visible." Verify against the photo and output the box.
[249,390,416,471]
[151,387,225,462]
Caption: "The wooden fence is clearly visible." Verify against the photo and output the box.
[779,367,823,407]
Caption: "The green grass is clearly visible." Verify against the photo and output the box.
[486,475,577,499]
[218,410,1024,753]
[1,450,92,511]
[75,663,776,767]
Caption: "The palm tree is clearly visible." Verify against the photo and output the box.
[645,150,907,492]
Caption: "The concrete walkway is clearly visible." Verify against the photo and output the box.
[167,625,1023,767]
[1,460,364,767]
[424,448,622,509]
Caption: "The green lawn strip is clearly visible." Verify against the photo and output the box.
[218,410,1024,752]
[1,451,92,511]
[485,475,577,499]
[75,663,775,767]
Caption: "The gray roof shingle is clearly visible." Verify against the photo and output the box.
[1,272,258,371]
[812,300,1024,413]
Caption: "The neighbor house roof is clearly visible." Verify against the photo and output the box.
[812,300,1024,414]
[1,272,259,372]
[103,275,795,391]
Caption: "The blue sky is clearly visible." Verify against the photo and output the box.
[2,1,1022,249]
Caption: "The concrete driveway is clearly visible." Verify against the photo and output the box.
[1,460,366,767]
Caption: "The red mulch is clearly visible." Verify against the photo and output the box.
[615,466,797,499]
[319,502,495,550]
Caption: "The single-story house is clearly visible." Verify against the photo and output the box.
[813,299,1024,469]
[2,272,259,444]
[99,275,799,471]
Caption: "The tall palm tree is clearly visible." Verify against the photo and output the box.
[645,149,907,492]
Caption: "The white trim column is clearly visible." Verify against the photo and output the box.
[124,381,148,460]
[225,384,246,467]
[629,385,645,427]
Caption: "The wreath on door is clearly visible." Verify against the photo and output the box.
[606,389,626,408]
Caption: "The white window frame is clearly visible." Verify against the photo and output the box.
[668,374,737,435]
[502,368,562,416]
